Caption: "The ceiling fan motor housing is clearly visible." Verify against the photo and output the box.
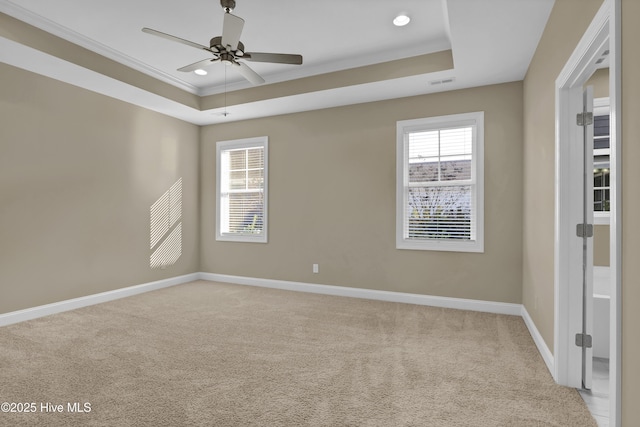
[210,36,245,55]
[221,0,236,12]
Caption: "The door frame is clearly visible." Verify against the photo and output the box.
[554,0,621,425]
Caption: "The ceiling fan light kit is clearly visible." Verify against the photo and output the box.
[393,14,411,27]
[142,0,303,85]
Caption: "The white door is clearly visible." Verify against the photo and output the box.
[579,85,595,390]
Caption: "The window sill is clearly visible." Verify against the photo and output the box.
[216,234,268,243]
[396,239,484,253]
[594,213,610,225]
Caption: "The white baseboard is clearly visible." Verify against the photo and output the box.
[521,305,555,376]
[201,274,556,374]
[198,272,522,316]
[1,272,553,379]
[0,273,200,327]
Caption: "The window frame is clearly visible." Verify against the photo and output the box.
[396,112,484,253]
[216,136,268,243]
[593,97,610,225]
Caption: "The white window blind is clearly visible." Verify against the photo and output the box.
[396,112,484,252]
[216,137,268,242]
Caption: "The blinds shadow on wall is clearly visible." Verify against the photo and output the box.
[150,178,183,269]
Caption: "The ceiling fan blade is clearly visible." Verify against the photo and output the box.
[244,52,303,65]
[142,27,218,53]
[178,58,220,72]
[234,62,265,85]
[222,13,244,51]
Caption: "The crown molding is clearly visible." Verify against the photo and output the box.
[0,0,201,94]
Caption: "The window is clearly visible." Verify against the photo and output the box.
[593,166,609,212]
[396,112,484,252]
[216,137,268,242]
[593,98,610,225]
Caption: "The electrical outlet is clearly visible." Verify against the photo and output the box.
[313,264,319,274]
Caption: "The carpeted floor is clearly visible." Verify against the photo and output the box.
[0,280,596,426]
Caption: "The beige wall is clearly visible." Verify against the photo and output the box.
[586,67,610,99]
[622,0,640,422]
[593,225,610,267]
[0,63,200,314]
[522,0,604,353]
[201,82,524,304]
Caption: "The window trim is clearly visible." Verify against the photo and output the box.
[396,112,484,252]
[216,136,268,243]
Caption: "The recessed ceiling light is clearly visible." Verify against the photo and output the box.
[393,14,411,27]
[194,69,208,76]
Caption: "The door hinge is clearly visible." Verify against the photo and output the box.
[575,333,593,348]
[576,223,594,238]
[576,112,594,126]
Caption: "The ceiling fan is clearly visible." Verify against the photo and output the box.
[142,0,303,85]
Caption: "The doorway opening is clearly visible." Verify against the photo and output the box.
[577,80,611,427]
[554,0,620,426]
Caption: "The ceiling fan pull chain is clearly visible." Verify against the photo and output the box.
[224,65,228,117]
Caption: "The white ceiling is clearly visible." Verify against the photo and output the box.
[0,0,555,125]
